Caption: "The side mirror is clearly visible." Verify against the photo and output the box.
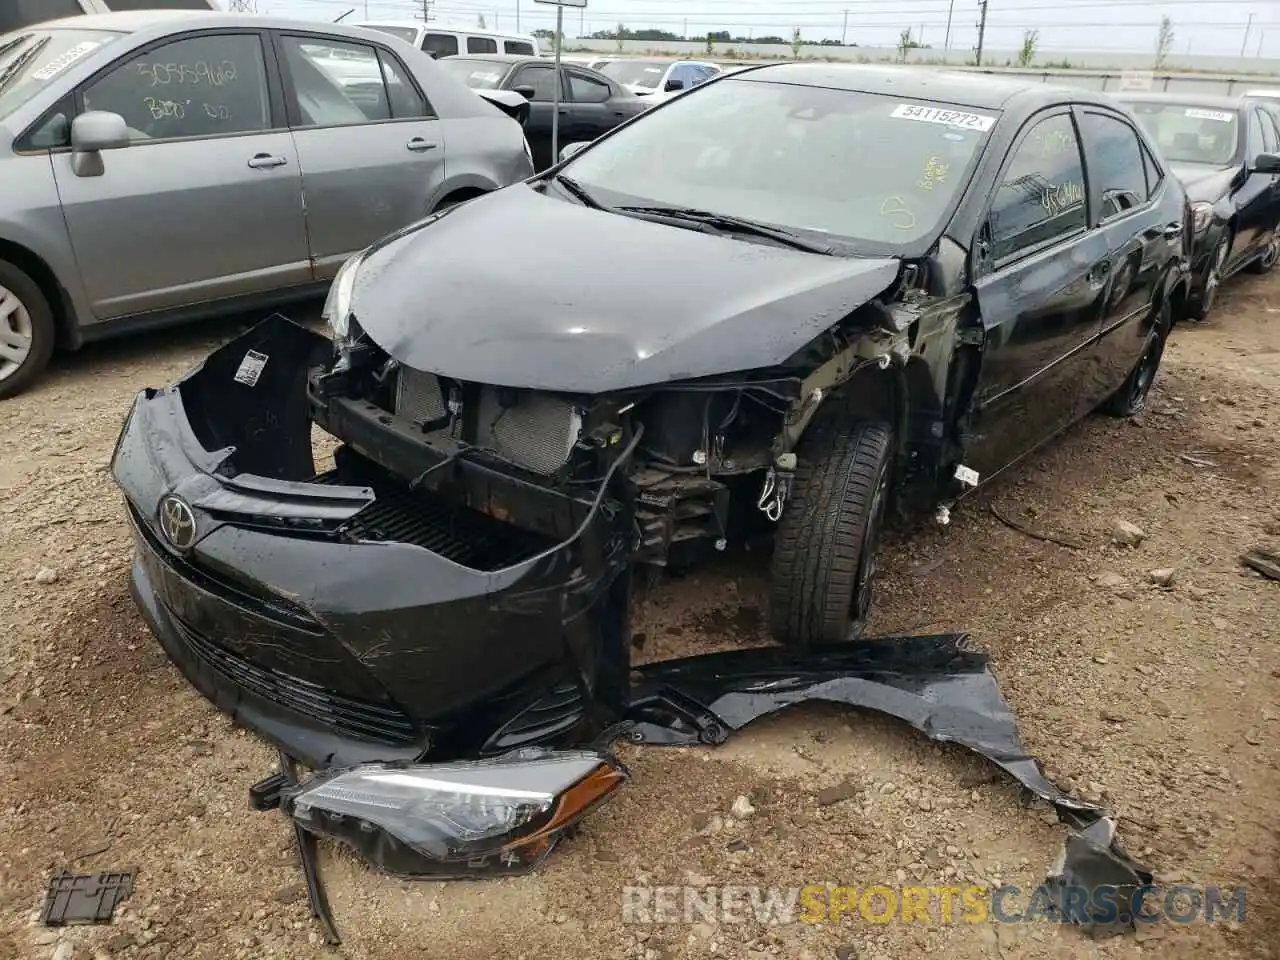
[513,85,537,100]
[558,141,589,163]
[70,111,129,178]
[664,78,684,92]
[1252,152,1280,174]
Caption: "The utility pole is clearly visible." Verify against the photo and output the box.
[841,9,848,46]
[975,0,988,66]
[419,0,432,22]
[944,0,955,51]
[1241,12,1254,56]
[516,0,520,30]
[580,8,584,36]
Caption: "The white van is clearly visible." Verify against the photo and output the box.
[352,21,540,59]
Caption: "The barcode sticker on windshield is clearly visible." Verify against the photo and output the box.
[1185,108,1234,122]
[891,103,996,131]
[234,350,268,387]
[31,41,102,81]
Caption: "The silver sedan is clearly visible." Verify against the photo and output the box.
[0,10,533,398]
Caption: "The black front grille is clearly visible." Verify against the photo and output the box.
[338,479,555,572]
[175,618,418,745]
[127,502,321,633]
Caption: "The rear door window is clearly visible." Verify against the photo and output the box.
[988,112,1087,261]
[1079,111,1149,219]
[567,70,610,103]
[279,36,386,126]
[466,36,497,54]
[504,40,534,55]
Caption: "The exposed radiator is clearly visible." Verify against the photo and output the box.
[476,387,582,475]
[395,367,447,424]
[393,368,581,476]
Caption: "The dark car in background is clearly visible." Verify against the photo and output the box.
[435,54,649,170]
[112,65,1191,769]
[1120,93,1280,320]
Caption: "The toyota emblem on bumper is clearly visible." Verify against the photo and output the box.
[158,495,197,550]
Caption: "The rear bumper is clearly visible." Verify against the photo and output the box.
[113,316,634,769]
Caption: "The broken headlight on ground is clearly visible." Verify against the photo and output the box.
[282,749,628,878]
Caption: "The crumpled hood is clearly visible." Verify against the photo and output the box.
[349,184,900,393]
[1168,162,1238,203]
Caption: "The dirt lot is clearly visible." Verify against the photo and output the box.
[1,275,1277,960]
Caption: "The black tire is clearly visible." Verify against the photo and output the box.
[1188,232,1230,321]
[1246,224,1279,274]
[0,259,55,401]
[1101,300,1170,418]
[769,419,893,648]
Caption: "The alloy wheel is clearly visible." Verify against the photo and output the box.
[1262,227,1280,270]
[1202,237,1229,313]
[0,284,34,383]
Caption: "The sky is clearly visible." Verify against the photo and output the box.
[249,0,1278,58]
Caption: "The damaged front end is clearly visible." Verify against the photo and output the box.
[316,252,972,577]
[111,316,636,770]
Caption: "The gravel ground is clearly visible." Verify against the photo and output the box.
[0,278,1277,960]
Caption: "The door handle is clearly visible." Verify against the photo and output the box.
[247,153,288,169]
[407,138,439,152]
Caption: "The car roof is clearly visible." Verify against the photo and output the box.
[730,63,1094,111]
[351,19,532,39]
[1118,92,1244,109]
[39,9,219,31]
[35,10,497,46]
[444,54,544,65]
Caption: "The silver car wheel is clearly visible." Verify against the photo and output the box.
[0,283,34,383]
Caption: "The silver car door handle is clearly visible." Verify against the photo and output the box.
[247,154,288,169]
[407,138,439,152]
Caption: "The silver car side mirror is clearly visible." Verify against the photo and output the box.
[70,111,130,178]
[558,141,589,164]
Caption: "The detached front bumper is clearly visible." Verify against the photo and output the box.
[113,316,634,769]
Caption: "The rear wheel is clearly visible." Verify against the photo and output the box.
[0,260,55,401]
[1101,300,1170,418]
[769,419,893,648]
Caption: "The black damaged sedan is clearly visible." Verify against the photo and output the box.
[1120,93,1280,321]
[113,65,1190,769]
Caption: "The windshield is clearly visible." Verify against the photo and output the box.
[356,24,419,44]
[1126,102,1240,166]
[562,78,995,250]
[600,60,667,89]
[436,57,506,89]
[0,29,120,120]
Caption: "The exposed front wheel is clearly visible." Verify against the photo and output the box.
[1189,233,1230,321]
[1101,300,1170,418]
[0,260,55,401]
[1247,224,1280,274]
[769,419,894,648]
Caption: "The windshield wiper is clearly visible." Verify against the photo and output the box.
[613,205,835,255]
[545,174,603,209]
[0,35,50,97]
